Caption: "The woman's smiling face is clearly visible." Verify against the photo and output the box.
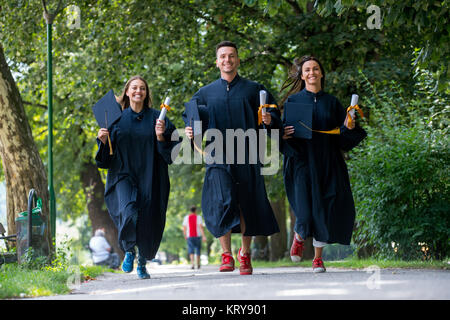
[301,60,323,88]
[126,79,147,104]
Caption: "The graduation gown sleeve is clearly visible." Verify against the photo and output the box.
[95,137,113,169]
[156,116,181,165]
[335,99,367,152]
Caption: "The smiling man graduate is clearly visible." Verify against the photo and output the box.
[183,41,281,275]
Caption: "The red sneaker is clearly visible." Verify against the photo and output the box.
[290,236,304,262]
[238,248,253,275]
[219,252,235,272]
[312,257,326,273]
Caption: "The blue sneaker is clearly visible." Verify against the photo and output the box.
[122,251,135,273]
[137,264,150,279]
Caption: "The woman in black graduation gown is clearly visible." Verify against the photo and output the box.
[280,56,363,273]
[96,76,179,279]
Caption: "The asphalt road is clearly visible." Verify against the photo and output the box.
[32,262,450,300]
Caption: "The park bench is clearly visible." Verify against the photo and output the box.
[0,222,17,265]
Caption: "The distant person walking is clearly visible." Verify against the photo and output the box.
[89,228,120,269]
[183,206,207,269]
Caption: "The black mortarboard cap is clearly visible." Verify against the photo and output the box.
[92,89,122,129]
[284,102,313,139]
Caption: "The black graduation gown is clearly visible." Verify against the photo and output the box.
[183,74,281,238]
[281,88,356,245]
[95,107,179,259]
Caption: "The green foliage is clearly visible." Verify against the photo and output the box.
[0,260,113,299]
[312,0,449,91]
[348,72,449,260]
[0,262,71,298]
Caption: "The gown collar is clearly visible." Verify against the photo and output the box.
[220,73,241,88]
[302,88,325,98]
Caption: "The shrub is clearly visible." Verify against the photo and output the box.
[348,73,449,260]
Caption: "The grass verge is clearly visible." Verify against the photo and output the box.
[0,263,117,299]
[251,257,450,270]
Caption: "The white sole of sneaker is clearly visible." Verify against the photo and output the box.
[313,267,326,273]
[291,256,302,262]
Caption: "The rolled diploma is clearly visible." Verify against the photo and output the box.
[350,94,358,119]
[158,97,170,121]
[260,90,267,114]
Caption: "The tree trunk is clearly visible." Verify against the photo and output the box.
[0,43,51,255]
[269,198,287,261]
[80,161,123,261]
[253,236,269,260]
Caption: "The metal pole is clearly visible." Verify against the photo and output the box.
[47,22,56,239]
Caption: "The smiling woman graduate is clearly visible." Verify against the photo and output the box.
[280,56,366,273]
[95,76,180,279]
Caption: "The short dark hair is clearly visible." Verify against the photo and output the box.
[189,205,197,213]
[215,41,238,56]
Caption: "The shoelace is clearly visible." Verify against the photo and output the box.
[239,253,251,268]
[222,253,233,265]
[313,258,323,267]
[125,253,134,261]
[293,240,304,253]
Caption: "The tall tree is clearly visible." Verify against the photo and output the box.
[0,43,51,254]
[80,161,123,260]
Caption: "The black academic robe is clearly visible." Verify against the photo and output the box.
[183,74,281,238]
[281,88,356,245]
[95,107,179,259]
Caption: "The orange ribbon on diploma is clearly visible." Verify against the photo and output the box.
[346,104,364,128]
[258,104,278,125]
[158,97,171,121]
[160,103,172,112]
[258,90,279,125]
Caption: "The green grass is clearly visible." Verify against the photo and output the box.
[0,263,117,299]
[250,257,450,270]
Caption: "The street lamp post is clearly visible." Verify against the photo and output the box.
[42,0,62,240]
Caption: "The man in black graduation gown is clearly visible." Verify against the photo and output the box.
[183,41,280,275]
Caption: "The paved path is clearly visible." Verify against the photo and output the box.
[33,263,450,300]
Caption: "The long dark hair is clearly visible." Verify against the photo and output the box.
[118,75,152,110]
[279,55,326,107]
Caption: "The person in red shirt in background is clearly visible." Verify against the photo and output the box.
[183,206,207,269]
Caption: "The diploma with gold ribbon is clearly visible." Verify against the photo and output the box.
[159,97,171,121]
[346,94,364,128]
[258,90,277,125]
